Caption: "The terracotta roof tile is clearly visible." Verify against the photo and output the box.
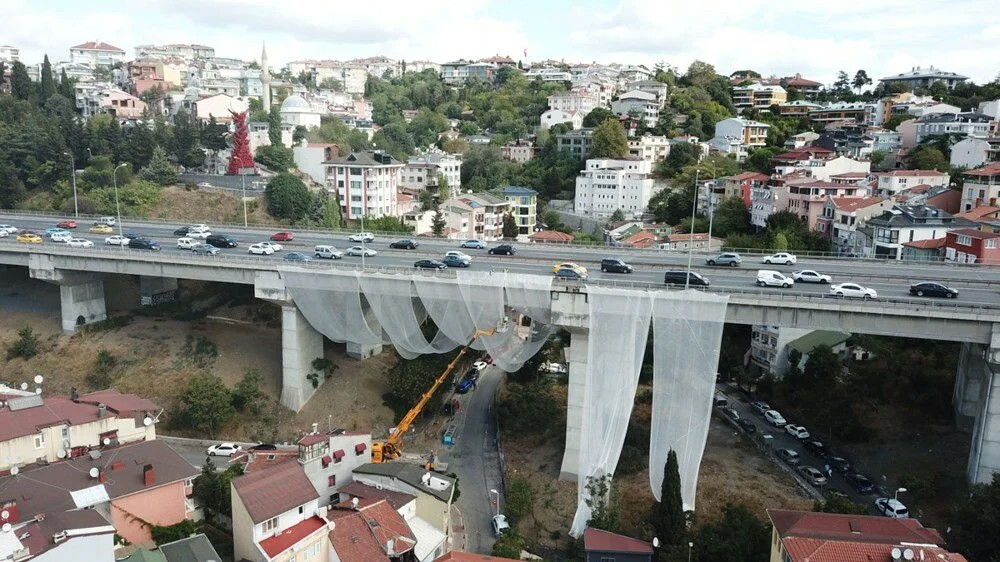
[783,537,967,562]
[434,552,522,562]
[298,433,328,447]
[328,499,415,560]
[947,228,1000,239]
[728,171,769,182]
[584,528,653,554]
[71,41,124,52]
[233,461,320,523]
[966,161,1000,176]
[767,509,944,544]
[337,481,416,510]
[529,230,575,242]
[258,515,327,557]
[956,205,1000,221]
[830,197,887,212]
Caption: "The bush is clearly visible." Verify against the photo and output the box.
[498,382,557,436]
[232,369,266,414]
[182,334,218,368]
[505,478,533,525]
[86,348,118,390]
[184,180,197,191]
[6,326,38,360]
[90,180,162,216]
[255,144,294,172]
[265,173,312,221]
[491,531,524,559]
[79,315,133,333]
[150,519,196,545]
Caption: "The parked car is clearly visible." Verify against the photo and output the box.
[473,361,488,372]
[793,270,832,284]
[756,270,794,288]
[799,466,828,486]
[723,407,740,421]
[104,235,130,246]
[51,231,72,243]
[192,244,221,255]
[270,231,294,242]
[89,224,113,234]
[555,266,588,281]
[706,252,741,266]
[314,245,344,259]
[460,239,486,249]
[846,473,876,494]
[16,232,42,243]
[456,378,475,394]
[414,259,447,270]
[349,232,375,243]
[128,238,160,251]
[443,254,471,268]
[390,239,419,249]
[206,234,238,248]
[736,418,757,433]
[347,246,378,257]
[45,227,70,238]
[874,498,909,518]
[777,448,801,465]
[601,258,633,273]
[177,237,198,250]
[785,424,811,439]
[258,241,283,252]
[248,243,275,255]
[66,238,93,248]
[283,252,312,262]
[488,244,515,255]
[664,270,710,286]
[763,252,797,265]
[492,514,510,538]
[830,282,877,299]
[750,401,771,414]
[206,443,242,456]
[0,224,19,235]
[802,440,828,457]
[714,393,728,407]
[56,220,77,229]
[909,281,958,298]
[764,410,787,427]
[827,456,851,473]
[0,229,8,238]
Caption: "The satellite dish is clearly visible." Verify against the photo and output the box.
[34,388,41,395]
[143,417,153,427]
[102,438,110,445]
[56,449,66,459]
[903,549,914,560]
[652,537,660,548]
[19,383,27,391]
[33,375,43,384]
[10,467,18,476]
[1,523,10,533]
[1,510,8,520]
[89,467,99,478]
[892,548,902,559]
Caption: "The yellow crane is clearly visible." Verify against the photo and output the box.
[371,327,500,464]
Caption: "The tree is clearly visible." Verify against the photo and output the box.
[318,77,343,91]
[712,197,751,238]
[950,473,1000,562]
[39,55,55,102]
[0,151,26,208]
[651,450,686,547]
[852,70,872,94]
[437,173,451,201]
[590,119,629,159]
[371,122,415,161]
[505,478,533,525]
[908,145,948,171]
[255,144,295,172]
[502,212,518,238]
[609,208,626,223]
[431,208,446,236]
[690,504,771,562]
[584,474,622,534]
[266,173,312,221]
[10,61,32,101]
[200,115,228,152]
[583,107,618,128]
[139,146,177,185]
[832,71,850,95]
[814,492,870,515]
[744,147,779,174]
[231,368,267,414]
[179,373,235,438]
[491,532,525,559]
[803,344,842,384]
[170,109,204,169]
[869,148,889,168]
[267,106,283,146]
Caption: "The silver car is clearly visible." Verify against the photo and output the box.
[192,243,221,255]
[706,252,742,266]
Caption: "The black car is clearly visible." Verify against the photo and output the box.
[283,252,312,262]
[123,232,143,241]
[601,258,633,274]
[664,270,710,286]
[206,234,238,248]
[736,418,757,434]
[845,472,876,494]
[827,455,851,474]
[555,267,587,281]
[127,238,160,251]
[250,443,277,451]
[802,440,828,458]
[909,281,958,298]
[173,226,190,236]
[414,259,447,270]
[488,244,515,255]
[442,255,471,268]
[389,239,419,250]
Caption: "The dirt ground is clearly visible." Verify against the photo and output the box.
[150,186,279,226]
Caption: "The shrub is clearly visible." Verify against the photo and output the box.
[232,369,266,414]
[80,315,133,333]
[86,348,118,389]
[265,173,311,221]
[505,478,533,525]
[150,519,196,545]
[182,334,218,368]
[6,326,38,360]
[491,531,524,559]
[498,382,557,436]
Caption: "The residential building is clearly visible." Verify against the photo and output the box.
[780,74,823,98]
[950,137,998,169]
[0,45,19,63]
[327,499,418,561]
[278,94,322,129]
[778,100,823,118]
[351,55,402,79]
[192,93,249,123]
[828,171,871,186]
[454,192,511,240]
[401,151,463,197]
[625,80,668,104]
[627,134,670,162]
[465,62,496,83]
[501,139,536,163]
[807,102,869,124]
[879,65,969,92]
[867,204,976,259]
[956,205,1000,226]
[336,483,447,562]
[99,90,147,120]
[962,161,1000,211]
[785,330,852,373]
[134,43,215,60]
[434,552,520,562]
[875,169,949,197]
[784,181,868,231]
[293,142,341,185]
[750,325,811,376]
[915,112,992,144]
[709,117,770,162]
[352,463,456,535]
[0,389,159,472]
[296,428,374,505]
[658,233,720,251]
[750,181,788,230]
[556,128,594,160]
[74,82,117,118]
[610,90,659,126]
[894,184,961,214]
[70,41,126,66]
[821,196,892,254]
[721,172,768,208]
[324,151,404,219]
[583,527,653,562]
[772,151,870,183]
[870,130,902,152]
[0,509,114,561]
[523,67,572,82]
[901,236,946,262]
[540,108,583,130]
[783,130,820,148]
[732,83,787,112]
[547,91,598,113]
[767,509,967,562]
[500,186,538,237]
[529,230,574,244]
[896,118,919,148]
[403,202,472,240]
[157,534,225,562]
[945,228,1000,264]
[574,158,657,218]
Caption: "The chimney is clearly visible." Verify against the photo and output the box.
[311,423,319,434]
[98,469,107,484]
[97,404,106,418]
[111,461,125,471]
[70,387,79,402]
[143,464,154,486]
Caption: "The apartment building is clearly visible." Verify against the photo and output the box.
[879,65,969,91]
[574,158,656,218]
[915,112,993,143]
[454,192,511,240]
[296,428,374,505]
[0,45,19,63]
[709,118,770,162]
[721,172,768,208]
[819,196,891,254]
[610,90,659,126]
[501,139,537,163]
[400,151,463,197]
[69,41,126,66]
[324,151,404,219]
[944,228,1000,264]
[784,181,868,231]
[547,91,598,113]
[807,101,870,124]
[134,43,215,60]
[732,83,787,113]
[962,161,1000,211]
[352,463,456,536]
[750,182,787,230]
[540,108,584,130]
[625,80,668,104]
[778,100,823,118]
[500,185,538,236]
[627,134,670,162]
[99,90,148,120]
[749,325,810,376]
[557,128,595,160]
[867,204,976,259]
[874,169,950,197]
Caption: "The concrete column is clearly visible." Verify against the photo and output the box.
[559,332,589,481]
[346,302,383,360]
[139,276,178,306]
[955,342,988,431]
[58,280,107,333]
[280,304,325,412]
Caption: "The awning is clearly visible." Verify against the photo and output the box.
[332,449,345,460]
[321,455,332,467]
[355,443,367,454]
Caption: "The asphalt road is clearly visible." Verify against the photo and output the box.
[2,213,998,307]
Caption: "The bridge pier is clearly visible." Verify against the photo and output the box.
[27,254,106,333]
[559,331,589,481]
[962,324,1000,485]
[139,276,178,306]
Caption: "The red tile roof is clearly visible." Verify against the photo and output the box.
[773,146,834,160]
[785,76,823,87]
[965,161,1000,177]
[767,509,945,545]
[0,391,158,442]
[233,460,320,523]
[782,537,967,562]
[728,171,770,182]
[829,172,870,179]
[584,528,653,554]
[298,433,328,447]
[230,449,298,473]
[902,237,946,249]
[530,230,575,243]
[258,515,327,557]
[78,389,160,416]
[956,205,1000,221]
[666,233,709,242]
[830,197,886,212]
[624,231,660,248]
[434,552,522,562]
[337,481,416,510]
[947,228,1000,240]
[878,169,947,177]
[328,499,416,561]
[71,41,124,52]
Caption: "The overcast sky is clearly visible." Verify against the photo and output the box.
[6,0,999,85]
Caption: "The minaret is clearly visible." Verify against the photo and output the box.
[260,41,272,110]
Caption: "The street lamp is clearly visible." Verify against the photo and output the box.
[684,168,700,290]
[489,488,500,517]
[63,152,78,218]
[688,541,694,562]
[894,487,907,502]
[112,163,127,247]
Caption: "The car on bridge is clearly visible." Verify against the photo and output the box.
[248,243,275,255]
[94,216,116,226]
[16,232,42,243]
[104,235,130,246]
[874,498,909,518]
[192,244,220,255]
[50,231,73,243]
[460,239,486,249]
[764,410,787,427]
[314,245,344,259]
[66,238,93,248]
[258,241,283,253]
[206,443,242,456]
[56,220,77,229]
[785,424,810,439]
[177,238,199,250]
[909,282,958,298]
[664,270,710,286]
[283,252,312,262]
[756,270,794,288]
[270,231,294,242]
[349,232,375,243]
[555,266,588,281]
[763,252,797,265]
[706,252,742,266]
[777,448,800,465]
[347,246,377,257]
[488,244,516,255]
[206,234,238,248]
[444,250,471,262]
[414,259,447,270]
[830,283,877,299]
[552,262,587,275]
[846,472,876,494]
[443,254,471,268]
[799,466,828,486]
[89,224,113,234]
[45,227,70,238]
[601,258,633,274]
[187,225,211,239]
[793,270,832,284]
[802,440,828,457]
[390,239,419,249]
[0,224,19,235]
[173,226,191,236]
[128,238,160,251]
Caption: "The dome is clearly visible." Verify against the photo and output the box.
[280,95,312,113]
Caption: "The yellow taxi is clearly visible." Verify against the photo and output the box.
[16,232,42,243]
[89,224,113,234]
[552,262,588,275]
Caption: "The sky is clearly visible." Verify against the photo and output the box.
[5,0,1000,86]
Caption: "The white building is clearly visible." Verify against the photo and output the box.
[193,93,249,123]
[279,94,322,129]
[961,162,1000,211]
[750,183,787,230]
[750,325,812,376]
[523,67,572,82]
[69,40,125,67]
[879,66,969,92]
[732,83,787,112]
[710,117,770,162]
[324,151,404,219]
[574,158,657,218]
[547,91,598,113]
[296,429,373,505]
[134,43,215,61]
[627,134,670,162]
[540,108,584,130]
[915,112,992,144]
[0,45,18,63]
[625,80,668,104]
[874,169,950,197]
[951,137,994,169]
[610,90,659,126]
[867,204,976,260]
[400,151,462,196]
[977,99,1000,119]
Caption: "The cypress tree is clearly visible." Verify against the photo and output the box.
[652,449,686,547]
[10,60,32,101]
[57,68,75,102]
[39,54,55,102]
[268,106,282,146]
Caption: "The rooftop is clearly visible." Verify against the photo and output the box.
[768,509,945,544]
[353,463,456,502]
[529,230,575,243]
[830,197,886,212]
[232,459,319,523]
[965,161,1000,177]
[337,481,416,510]
[947,228,1000,240]
[0,389,159,442]
[328,499,415,561]
[258,515,327,558]
[956,206,1000,221]
[500,185,538,196]
[324,151,402,167]
[877,169,948,177]
[433,552,522,562]
[71,41,124,52]
[583,528,653,554]
[902,237,946,249]
[727,171,770,182]
[158,533,225,562]
[787,330,851,355]
[880,66,969,81]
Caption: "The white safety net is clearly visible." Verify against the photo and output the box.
[412,275,482,350]
[569,286,653,537]
[282,269,384,345]
[648,289,729,511]
[359,273,461,357]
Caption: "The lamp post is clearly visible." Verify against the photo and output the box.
[112,164,127,248]
[240,170,248,228]
[684,168,700,290]
[894,487,907,502]
[489,488,500,517]
[688,541,694,562]
[63,152,78,218]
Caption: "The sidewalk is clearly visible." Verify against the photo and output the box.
[450,504,466,552]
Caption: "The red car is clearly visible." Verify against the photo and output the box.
[483,355,493,365]
[57,220,77,229]
[271,231,294,242]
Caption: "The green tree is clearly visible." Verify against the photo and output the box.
[803,344,842,384]
[139,146,177,185]
[852,70,872,94]
[814,492,870,515]
[690,504,771,562]
[268,106,283,146]
[950,473,1000,562]
[437,173,451,201]
[266,173,312,221]
[179,373,235,438]
[39,55,55,102]
[319,77,343,91]
[590,119,629,159]
[651,450,686,546]
[505,478,533,525]
[832,71,851,95]
[255,144,295,172]
[491,532,524,559]
[232,368,267,414]
[170,109,204,169]
[0,151,26,208]
[609,208,625,223]
[321,192,342,229]
[908,145,948,171]
[200,115,228,152]
[10,61,32,101]
[502,212,518,238]
[497,382,557,435]
[744,147,779,174]
[660,142,699,178]
[6,326,39,360]
[584,474,622,534]
[431,208,446,236]
[869,149,889,167]
[57,69,75,102]
[712,196,751,238]
[371,122,415,160]
[582,107,618,128]
[773,231,789,251]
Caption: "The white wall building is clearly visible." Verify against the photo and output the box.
[279,94,322,129]
[951,137,994,169]
[710,117,770,162]
[69,41,125,66]
[915,112,992,144]
[574,158,657,218]
[400,151,462,196]
[0,45,19,63]
[547,91,598,113]
[610,90,659,126]
[750,325,811,376]
[540,108,583,130]
[874,169,950,197]
[627,134,671,162]
[324,151,403,219]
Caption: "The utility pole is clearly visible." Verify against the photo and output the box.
[684,168,700,290]
[112,163,127,250]
[63,152,78,217]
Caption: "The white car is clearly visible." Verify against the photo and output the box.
[258,241,283,252]
[830,283,877,299]
[51,231,73,243]
[196,182,212,188]
[874,498,909,518]
[187,226,211,239]
[206,443,242,457]
[785,424,810,439]
[764,410,787,427]
[248,243,275,255]
[756,270,794,288]
[491,514,510,538]
[763,252,797,265]
[473,361,488,372]
[349,232,375,243]
[0,224,18,235]
[66,238,94,248]
[176,237,198,250]
[347,246,377,257]
[444,250,471,261]
[104,235,130,246]
[793,270,832,284]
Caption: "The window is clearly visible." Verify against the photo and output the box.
[987,239,997,249]
[305,541,321,558]
[957,234,972,246]
[34,432,45,449]
[61,427,69,441]
[262,517,278,533]
[328,474,337,487]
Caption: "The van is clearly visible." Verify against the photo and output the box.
[756,270,794,288]
[314,245,343,259]
[713,394,728,407]
[663,270,709,286]
[94,216,116,226]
